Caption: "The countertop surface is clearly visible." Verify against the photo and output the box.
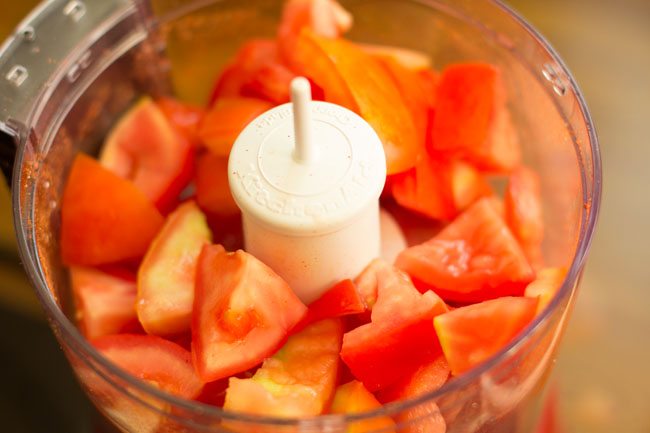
[1,0,649,432]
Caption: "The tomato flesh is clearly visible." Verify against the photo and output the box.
[330,380,395,433]
[224,319,342,417]
[192,246,307,382]
[299,279,365,328]
[156,97,205,145]
[525,267,567,315]
[61,154,165,266]
[194,152,240,217]
[396,197,535,303]
[434,296,538,375]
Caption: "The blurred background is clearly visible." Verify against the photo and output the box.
[0,0,648,432]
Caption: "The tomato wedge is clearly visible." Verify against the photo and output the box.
[93,334,204,399]
[156,97,205,145]
[297,279,365,329]
[525,267,567,315]
[360,43,433,70]
[434,296,538,375]
[198,97,274,157]
[100,97,194,211]
[395,197,535,303]
[194,152,240,216]
[137,201,212,336]
[431,63,520,172]
[70,266,140,339]
[224,319,342,417]
[341,266,447,391]
[60,154,165,266]
[294,31,420,174]
[192,246,307,382]
[505,165,544,268]
[330,380,395,433]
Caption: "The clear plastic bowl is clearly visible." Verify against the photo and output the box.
[1,0,600,432]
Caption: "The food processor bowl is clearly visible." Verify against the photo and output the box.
[0,0,600,432]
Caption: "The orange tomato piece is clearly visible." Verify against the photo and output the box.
[330,380,395,433]
[434,297,538,375]
[156,97,205,145]
[295,31,419,174]
[61,154,165,266]
[194,152,240,216]
[525,267,567,315]
[198,97,274,157]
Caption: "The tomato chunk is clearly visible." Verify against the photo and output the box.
[299,279,365,328]
[294,31,420,174]
[93,334,204,399]
[525,267,567,315]
[61,154,164,266]
[431,63,520,172]
[434,296,538,375]
[341,266,447,391]
[198,97,274,157]
[156,97,205,145]
[505,165,544,268]
[194,152,240,216]
[330,380,395,433]
[360,43,433,71]
[100,98,194,211]
[70,267,140,339]
[224,319,342,417]
[192,246,307,382]
[137,201,212,336]
[396,197,535,303]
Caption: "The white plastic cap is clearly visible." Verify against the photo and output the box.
[228,78,386,303]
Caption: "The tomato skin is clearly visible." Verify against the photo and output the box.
[137,201,212,336]
[396,197,535,303]
[92,334,204,399]
[70,266,140,340]
[434,296,538,376]
[505,165,545,268]
[431,63,520,172]
[198,97,274,157]
[194,152,240,217]
[192,246,307,382]
[341,266,447,391]
[156,97,205,145]
[298,279,365,329]
[330,380,395,433]
[61,154,165,266]
[100,98,195,212]
[224,319,342,417]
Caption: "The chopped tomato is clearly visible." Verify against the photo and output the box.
[341,266,447,391]
[294,31,420,174]
[194,152,240,216]
[278,0,352,69]
[298,280,365,329]
[93,334,204,399]
[137,201,212,336]
[156,97,205,145]
[434,296,538,375]
[224,319,342,417]
[192,246,307,382]
[241,61,296,104]
[353,258,391,310]
[525,267,567,315]
[395,197,535,303]
[505,165,544,268]
[450,160,493,211]
[360,43,432,70]
[198,97,274,157]
[330,380,395,433]
[70,266,140,339]
[61,154,164,266]
[99,98,194,212]
[431,63,520,172]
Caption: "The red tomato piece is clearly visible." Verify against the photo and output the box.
[194,152,240,216]
[241,61,296,105]
[341,266,447,391]
[198,97,274,157]
[298,279,365,329]
[353,258,391,310]
[224,319,342,417]
[156,97,205,145]
[294,31,420,174]
[504,165,545,268]
[192,246,307,382]
[278,0,352,69]
[450,160,494,211]
[137,201,212,336]
[431,63,521,172]
[60,154,164,266]
[395,197,535,303]
[70,267,140,340]
[99,98,194,212]
[330,380,395,433]
[93,334,203,399]
[434,296,538,375]
[525,267,567,315]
